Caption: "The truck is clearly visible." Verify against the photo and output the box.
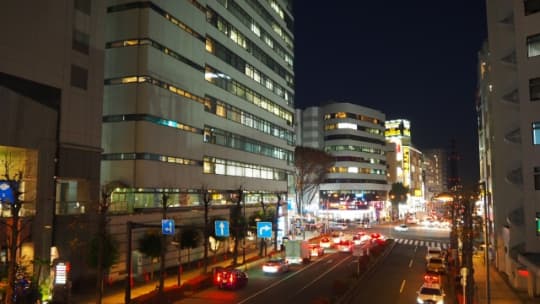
[284,240,310,264]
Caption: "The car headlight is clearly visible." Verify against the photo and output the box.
[416,298,424,304]
[437,300,444,304]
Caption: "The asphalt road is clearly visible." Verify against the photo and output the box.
[174,222,452,304]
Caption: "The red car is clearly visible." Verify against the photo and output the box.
[337,240,353,252]
[213,267,248,289]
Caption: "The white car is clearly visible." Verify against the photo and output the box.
[416,283,445,304]
[262,258,289,274]
[394,224,409,232]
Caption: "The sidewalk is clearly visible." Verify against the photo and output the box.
[472,254,537,304]
[72,231,321,304]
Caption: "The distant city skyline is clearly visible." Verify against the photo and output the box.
[293,1,487,188]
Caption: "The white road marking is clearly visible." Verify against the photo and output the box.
[400,279,406,293]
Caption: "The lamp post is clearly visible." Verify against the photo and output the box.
[481,182,491,304]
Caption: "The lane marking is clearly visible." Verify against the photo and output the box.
[400,279,406,293]
[292,255,353,297]
[409,259,413,268]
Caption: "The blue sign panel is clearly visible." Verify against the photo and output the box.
[0,181,16,204]
[257,221,272,238]
[215,220,229,237]
[161,219,175,235]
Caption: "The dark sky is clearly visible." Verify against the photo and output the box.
[293,1,487,188]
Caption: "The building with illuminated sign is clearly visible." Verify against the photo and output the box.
[385,119,425,212]
[297,102,388,221]
[478,0,540,294]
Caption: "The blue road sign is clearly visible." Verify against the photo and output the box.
[162,219,175,235]
[257,221,272,238]
[0,181,16,204]
[215,220,229,237]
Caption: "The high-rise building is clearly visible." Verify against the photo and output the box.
[102,0,295,281]
[297,102,388,221]
[423,149,448,200]
[0,0,106,283]
[385,119,424,212]
[479,0,540,294]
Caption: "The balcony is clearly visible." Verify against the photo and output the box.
[506,205,524,226]
[505,167,523,186]
[504,127,521,144]
[501,89,519,105]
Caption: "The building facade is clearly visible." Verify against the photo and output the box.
[102,0,295,281]
[423,149,448,201]
[385,119,425,212]
[479,0,540,295]
[297,102,388,221]
[0,0,106,284]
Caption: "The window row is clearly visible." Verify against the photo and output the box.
[107,2,204,41]
[102,153,201,166]
[206,96,294,145]
[104,75,210,106]
[217,0,293,51]
[528,34,540,58]
[334,156,386,165]
[103,114,201,135]
[207,7,294,83]
[525,0,540,16]
[533,122,540,144]
[531,78,540,101]
[106,38,205,72]
[325,122,383,135]
[203,156,288,181]
[204,66,293,125]
[324,178,388,185]
[324,112,384,126]
[206,37,293,105]
[203,126,293,162]
[325,145,385,156]
[329,166,386,176]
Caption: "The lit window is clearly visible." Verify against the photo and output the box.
[337,123,357,130]
[348,167,358,174]
[527,34,540,57]
[533,122,540,144]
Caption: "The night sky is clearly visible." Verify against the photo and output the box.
[293,1,487,188]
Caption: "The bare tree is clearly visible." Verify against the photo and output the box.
[0,154,34,304]
[95,181,127,304]
[294,147,334,222]
[201,187,211,273]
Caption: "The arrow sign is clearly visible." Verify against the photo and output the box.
[257,221,272,238]
[215,220,229,237]
[161,219,175,235]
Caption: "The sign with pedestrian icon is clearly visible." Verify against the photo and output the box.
[257,221,272,238]
[215,220,230,237]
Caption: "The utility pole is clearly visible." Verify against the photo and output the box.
[158,192,169,301]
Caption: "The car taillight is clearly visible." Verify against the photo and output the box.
[217,273,222,282]
[229,274,235,283]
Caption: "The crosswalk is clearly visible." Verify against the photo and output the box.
[394,238,450,250]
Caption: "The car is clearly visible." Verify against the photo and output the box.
[423,272,442,286]
[213,267,248,289]
[337,240,353,252]
[426,246,443,262]
[262,258,289,274]
[426,257,446,274]
[416,283,445,304]
[394,224,409,232]
[330,222,348,231]
[309,244,325,257]
[353,232,370,245]
[406,217,418,224]
[319,237,332,248]
[331,231,343,245]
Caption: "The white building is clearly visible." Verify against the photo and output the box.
[479,0,540,296]
[297,102,388,221]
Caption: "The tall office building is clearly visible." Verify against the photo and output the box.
[297,102,388,221]
[479,0,540,295]
[423,149,448,200]
[102,1,295,281]
[0,0,106,283]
